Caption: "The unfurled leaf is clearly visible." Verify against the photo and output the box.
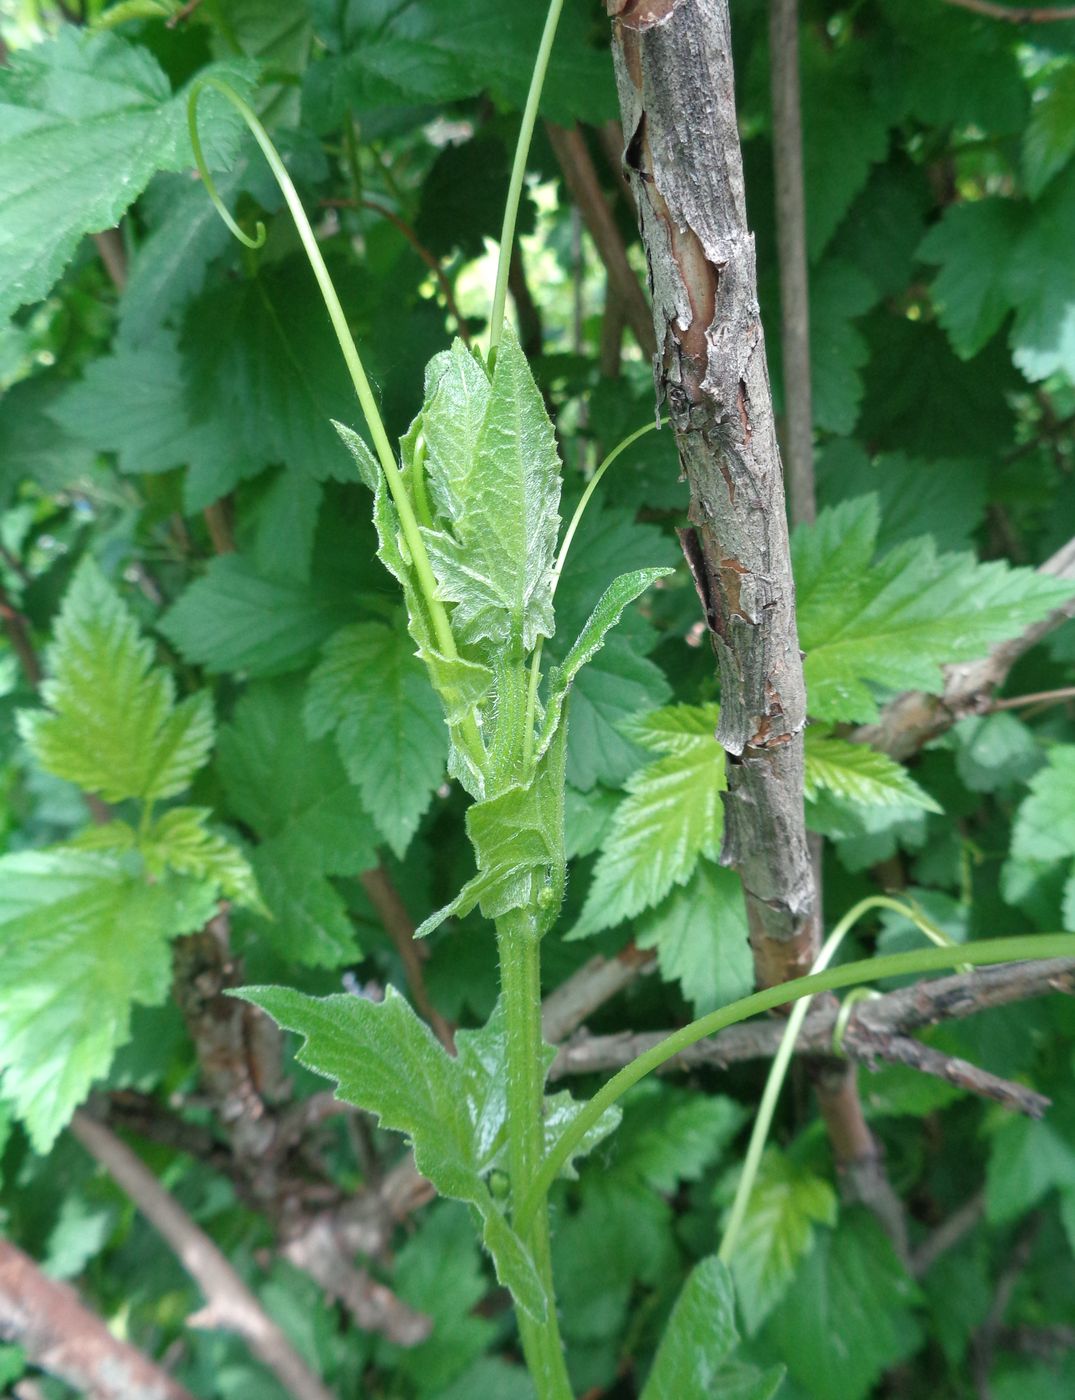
[305,622,447,857]
[794,496,1075,724]
[0,849,217,1150]
[1024,62,1075,198]
[636,860,753,1015]
[727,1149,837,1336]
[804,730,941,812]
[421,328,560,652]
[0,29,253,320]
[565,635,672,791]
[160,554,357,677]
[642,1257,783,1400]
[139,807,262,911]
[1007,745,1075,932]
[764,1211,923,1400]
[986,1096,1075,1225]
[571,705,725,939]
[536,567,674,761]
[19,559,213,804]
[918,199,1024,359]
[1008,172,1075,383]
[239,985,617,1320]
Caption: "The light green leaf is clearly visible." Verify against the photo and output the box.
[804,730,941,812]
[565,635,672,791]
[536,567,673,761]
[1024,62,1075,198]
[422,327,560,652]
[239,986,616,1320]
[18,559,213,804]
[794,496,1075,724]
[764,1210,923,1400]
[636,860,753,1016]
[0,29,253,320]
[728,1149,837,1336]
[417,725,566,938]
[218,679,376,967]
[305,622,447,858]
[419,338,492,521]
[0,848,217,1150]
[642,1257,783,1400]
[1011,744,1075,865]
[140,807,262,911]
[160,554,358,678]
[570,705,725,939]
[918,199,1024,359]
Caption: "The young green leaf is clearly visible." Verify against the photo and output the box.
[305,622,447,858]
[726,1149,837,1336]
[570,705,725,939]
[794,496,1075,724]
[804,729,941,812]
[636,860,754,1015]
[0,29,253,320]
[641,1257,783,1400]
[421,327,561,652]
[416,725,566,938]
[139,807,261,911]
[536,567,674,762]
[19,559,213,805]
[0,849,218,1151]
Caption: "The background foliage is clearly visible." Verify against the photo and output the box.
[2,0,1075,1396]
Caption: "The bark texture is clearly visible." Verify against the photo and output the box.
[0,1239,193,1400]
[607,0,819,986]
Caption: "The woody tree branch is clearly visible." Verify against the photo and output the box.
[0,1238,194,1400]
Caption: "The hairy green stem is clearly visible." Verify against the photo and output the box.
[717,895,960,1262]
[497,912,573,1400]
[522,418,663,767]
[186,79,459,663]
[489,0,567,356]
[516,932,1075,1231]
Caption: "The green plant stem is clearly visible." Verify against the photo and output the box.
[186,79,458,664]
[717,894,959,1262]
[497,911,573,1400]
[515,932,1075,1232]
[522,418,663,766]
[489,0,567,357]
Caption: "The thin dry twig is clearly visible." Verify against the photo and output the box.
[360,864,455,1049]
[70,1112,337,1400]
[943,0,1075,20]
[0,1238,195,1400]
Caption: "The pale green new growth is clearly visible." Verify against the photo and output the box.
[803,729,941,812]
[794,495,1075,723]
[20,558,214,804]
[570,704,726,939]
[0,850,218,1151]
[727,1149,838,1336]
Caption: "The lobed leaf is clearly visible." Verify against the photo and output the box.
[19,559,213,804]
[804,729,941,813]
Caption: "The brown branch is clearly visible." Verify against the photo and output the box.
[0,1238,195,1400]
[541,943,656,1044]
[942,0,1075,20]
[0,581,42,688]
[769,0,815,525]
[360,865,455,1050]
[545,121,657,359]
[859,534,1075,759]
[912,1190,985,1278]
[202,500,235,554]
[70,1112,337,1400]
[507,246,544,360]
[988,684,1075,712]
[549,959,1075,1113]
[322,198,470,343]
[93,228,127,291]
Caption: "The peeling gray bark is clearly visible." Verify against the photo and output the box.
[607,0,819,985]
